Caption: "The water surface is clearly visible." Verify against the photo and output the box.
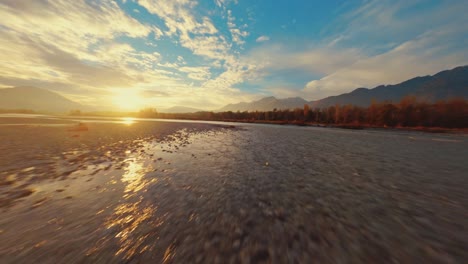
[0,116,467,263]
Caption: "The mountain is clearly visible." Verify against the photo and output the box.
[218,65,468,111]
[310,65,468,108]
[0,86,83,113]
[219,96,308,112]
[162,106,203,113]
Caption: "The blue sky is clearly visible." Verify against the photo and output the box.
[0,0,467,110]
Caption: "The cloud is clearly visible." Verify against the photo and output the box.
[0,0,257,110]
[0,1,155,79]
[227,10,249,46]
[248,44,362,75]
[136,0,259,108]
[256,36,270,42]
[300,0,468,100]
[177,56,186,64]
[141,90,169,97]
[215,0,239,9]
[247,0,468,101]
[138,0,228,60]
[304,30,468,100]
[0,0,199,110]
[179,66,211,81]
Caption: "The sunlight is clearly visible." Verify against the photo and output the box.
[112,89,145,111]
[121,117,135,126]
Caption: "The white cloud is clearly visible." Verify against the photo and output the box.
[304,30,468,100]
[227,9,249,46]
[248,44,363,75]
[256,36,270,42]
[0,1,156,83]
[299,0,468,100]
[136,0,258,108]
[215,0,239,9]
[179,66,211,81]
[177,56,186,64]
[0,0,258,110]
[0,0,187,108]
[249,0,468,101]
[138,0,226,59]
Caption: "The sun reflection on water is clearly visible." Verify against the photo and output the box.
[107,200,155,259]
[101,158,159,259]
[121,117,135,125]
[121,158,155,197]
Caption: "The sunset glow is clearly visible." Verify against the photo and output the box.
[0,0,466,111]
[121,117,136,125]
[112,90,146,111]
[0,1,467,262]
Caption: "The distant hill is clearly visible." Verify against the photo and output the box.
[161,106,203,113]
[219,96,308,112]
[311,65,468,108]
[0,86,83,113]
[218,66,468,111]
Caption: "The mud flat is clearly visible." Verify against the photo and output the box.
[0,118,231,207]
[0,117,467,263]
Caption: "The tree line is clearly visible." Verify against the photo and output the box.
[138,97,467,128]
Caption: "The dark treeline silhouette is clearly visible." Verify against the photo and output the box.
[139,97,468,128]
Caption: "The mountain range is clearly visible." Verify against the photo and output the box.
[0,66,466,113]
[161,106,203,113]
[219,65,468,111]
[219,96,309,112]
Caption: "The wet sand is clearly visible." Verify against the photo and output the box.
[0,117,467,263]
[0,118,228,207]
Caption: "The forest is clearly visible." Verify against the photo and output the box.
[138,97,468,128]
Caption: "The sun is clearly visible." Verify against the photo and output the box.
[112,89,145,111]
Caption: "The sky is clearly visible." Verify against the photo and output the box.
[0,0,467,111]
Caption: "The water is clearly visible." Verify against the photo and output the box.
[0,116,467,263]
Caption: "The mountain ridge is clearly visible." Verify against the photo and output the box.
[0,86,83,113]
[1,66,466,113]
[161,106,203,113]
[219,96,308,112]
[311,65,468,108]
[220,65,468,111]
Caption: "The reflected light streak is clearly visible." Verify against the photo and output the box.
[121,158,146,196]
[107,200,155,259]
[101,158,160,259]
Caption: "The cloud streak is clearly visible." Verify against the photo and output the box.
[256,36,270,42]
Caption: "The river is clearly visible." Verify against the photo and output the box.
[0,115,467,263]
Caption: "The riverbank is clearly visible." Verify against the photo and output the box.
[161,118,468,134]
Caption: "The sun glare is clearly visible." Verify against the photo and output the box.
[112,90,145,111]
[121,117,135,125]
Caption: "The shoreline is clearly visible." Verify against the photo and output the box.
[147,118,468,134]
[1,113,466,134]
